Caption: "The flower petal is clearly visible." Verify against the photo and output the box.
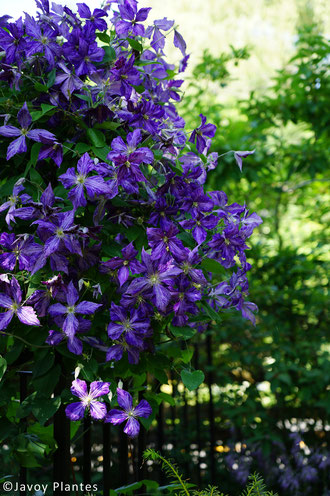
[63,313,79,339]
[133,399,152,418]
[71,378,87,399]
[17,306,40,326]
[117,388,133,411]
[75,301,102,315]
[90,401,107,420]
[0,311,13,330]
[65,402,85,421]
[123,417,140,438]
[90,381,110,399]
[0,293,13,309]
[105,409,127,425]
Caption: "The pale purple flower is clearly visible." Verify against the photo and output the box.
[0,102,56,160]
[105,388,151,437]
[65,379,110,420]
[234,150,255,172]
[0,277,40,331]
[48,281,102,339]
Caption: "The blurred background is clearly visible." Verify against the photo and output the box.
[2,0,330,494]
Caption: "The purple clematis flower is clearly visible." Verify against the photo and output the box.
[65,379,110,420]
[48,281,102,339]
[108,129,153,165]
[77,3,108,31]
[38,140,63,167]
[107,130,153,194]
[208,224,249,268]
[25,14,60,67]
[147,220,186,262]
[63,26,104,76]
[106,338,141,365]
[114,3,151,37]
[0,277,40,331]
[107,303,151,348]
[105,388,151,437]
[146,17,174,53]
[181,186,214,216]
[59,153,110,208]
[32,210,82,273]
[234,150,255,172]
[126,248,181,312]
[180,213,218,245]
[54,62,84,100]
[0,179,34,228]
[189,114,217,153]
[109,55,141,97]
[100,242,143,286]
[0,16,26,64]
[0,233,41,271]
[0,103,56,160]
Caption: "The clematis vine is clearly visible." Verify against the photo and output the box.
[0,0,263,440]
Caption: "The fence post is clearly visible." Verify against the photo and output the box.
[83,416,92,485]
[103,423,111,495]
[53,353,70,494]
[206,333,216,483]
[137,389,147,482]
[18,370,31,496]
[194,344,202,487]
[119,428,129,485]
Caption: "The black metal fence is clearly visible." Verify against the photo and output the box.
[16,335,221,496]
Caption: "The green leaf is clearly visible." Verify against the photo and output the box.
[170,325,196,340]
[181,369,204,391]
[201,258,227,275]
[0,357,7,381]
[34,82,48,93]
[102,45,116,64]
[92,145,110,161]
[95,121,121,130]
[74,142,91,154]
[32,396,61,426]
[97,32,111,44]
[128,38,143,52]
[47,68,56,88]
[30,168,45,187]
[16,392,37,419]
[30,103,56,121]
[87,128,106,148]
[200,302,221,323]
[181,348,194,364]
[157,392,176,406]
[32,354,54,379]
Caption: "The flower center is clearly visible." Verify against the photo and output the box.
[123,319,132,331]
[82,394,93,407]
[182,262,191,274]
[67,306,75,314]
[123,260,129,266]
[56,228,65,238]
[10,302,19,313]
[76,174,86,185]
[149,273,160,285]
